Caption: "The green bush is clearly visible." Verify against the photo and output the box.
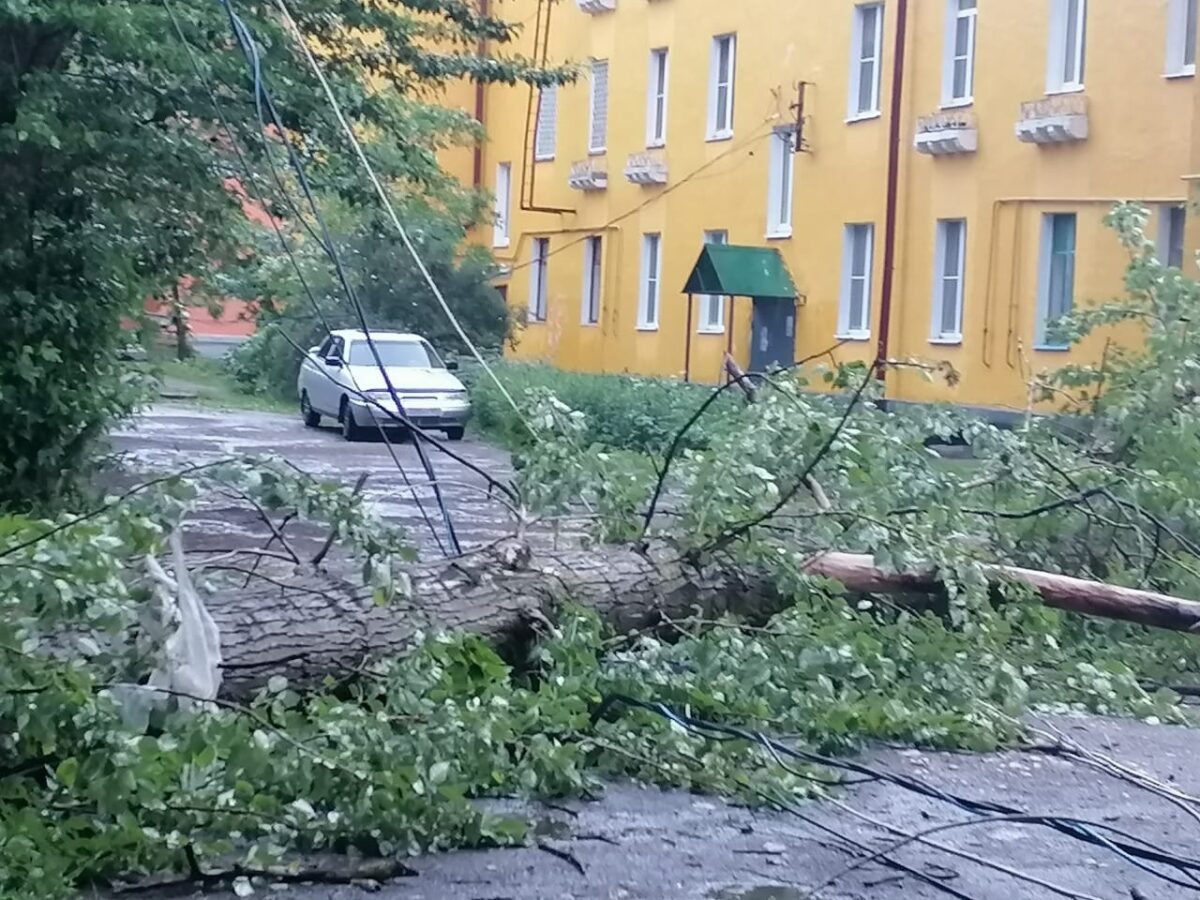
[464,361,734,454]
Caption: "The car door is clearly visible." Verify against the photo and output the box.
[299,336,331,412]
[308,336,346,415]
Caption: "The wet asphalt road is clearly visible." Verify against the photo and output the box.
[109,404,557,559]
[138,714,1200,900]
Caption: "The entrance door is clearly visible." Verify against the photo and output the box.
[750,298,796,372]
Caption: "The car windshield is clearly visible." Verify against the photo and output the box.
[347,340,442,368]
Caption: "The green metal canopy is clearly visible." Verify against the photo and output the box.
[682,244,798,300]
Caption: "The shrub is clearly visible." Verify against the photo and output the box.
[464,361,734,454]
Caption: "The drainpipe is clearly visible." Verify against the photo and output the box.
[472,0,488,187]
[875,0,909,381]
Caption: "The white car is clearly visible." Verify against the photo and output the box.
[297,330,471,442]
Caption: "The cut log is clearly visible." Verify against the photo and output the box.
[209,542,780,697]
[207,542,1200,698]
[804,552,1200,633]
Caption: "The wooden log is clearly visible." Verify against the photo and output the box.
[207,543,1200,697]
[805,552,1200,633]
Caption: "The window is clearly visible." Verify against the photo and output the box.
[849,4,884,118]
[582,237,603,325]
[1047,0,1087,92]
[1167,0,1198,76]
[838,224,874,338]
[699,230,728,333]
[942,0,977,105]
[766,128,796,239]
[639,234,662,330]
[931,220,967,342]
[1037,214,1076,348]
[492,163,511,248]
[647,48,670,147]
[535,85,557,160]
[1161,205,1187,269]
[348,340,442,368]
[707,35,737,140]
[589,60,609,154]
[529,238,549,323]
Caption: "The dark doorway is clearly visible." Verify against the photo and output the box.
[750,298,795,372]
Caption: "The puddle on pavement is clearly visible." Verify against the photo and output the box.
[532,817,572,840]
[709,888,804,900]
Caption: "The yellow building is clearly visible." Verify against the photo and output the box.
[455,0,1200,417]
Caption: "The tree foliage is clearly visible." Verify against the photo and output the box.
[3,206,1200,896]
[0,0,563,509]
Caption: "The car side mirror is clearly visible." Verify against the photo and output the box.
[325,356,343,368]
[446,359,459,371]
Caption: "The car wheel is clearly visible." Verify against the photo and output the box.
[444,426,465,442]
[300,391,320,428]
[340,398,366,442]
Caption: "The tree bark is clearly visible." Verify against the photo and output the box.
[207,543,1200,698]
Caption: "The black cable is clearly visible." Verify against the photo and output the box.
[164,0,449,556]
[220,3,462,557]
[593,694,1200,890]
[213,0,462,554]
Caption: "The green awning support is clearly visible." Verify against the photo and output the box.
[682,244,798,300]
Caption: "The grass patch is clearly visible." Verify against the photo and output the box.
[147,356,293,415]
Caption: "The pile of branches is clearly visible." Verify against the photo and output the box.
[4,205,1200,896]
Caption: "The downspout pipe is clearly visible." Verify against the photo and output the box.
[472,0,488,187]
[468,0,487,187]
[875,0,909,381]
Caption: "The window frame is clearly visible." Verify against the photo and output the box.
[534,85,558,161]
[930,219,967,344]
[1036,213,1077,350]
[647,48,670,148]
[529,237,550,323]
[1167,0,1198,77]
[698,230,729,334]
[848,3,885,120]
[1160,204,1188,269]
[765,128,796,240]
[492,162,511,249]
[581,236,603,326]
[707,34,737,141]
[638,233,663,331]
[588,59,609,155]
[838,223,875,340]
[1047,0,1087,93]
[941,0,977,107]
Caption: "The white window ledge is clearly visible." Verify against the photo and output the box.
[940,97,974,110]
[589,147,607,156]
[706,131,734,143]
[845,111,882,124]
[493,240,510,250]
[1166,66,1197,79]
[835,332,872,342]
[765,228,793,241]
[636,324,660,332]
[697,326,726,335]
[928,336,963,346]
[646,140,666,149]
[534,154,556,162]
[1045,84,1085,96]
[1033,343,1070,352]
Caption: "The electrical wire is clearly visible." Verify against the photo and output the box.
[163,0,449,555]
[502,119,779,276]
[270,0,532,435]
[219,0,462,554]
[593,695,1200,891]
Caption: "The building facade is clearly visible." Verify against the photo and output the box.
[458,0,1200,414]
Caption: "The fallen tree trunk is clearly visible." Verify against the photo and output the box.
[208,542,1200,697]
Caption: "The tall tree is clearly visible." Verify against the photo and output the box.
[0,0,561,509]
